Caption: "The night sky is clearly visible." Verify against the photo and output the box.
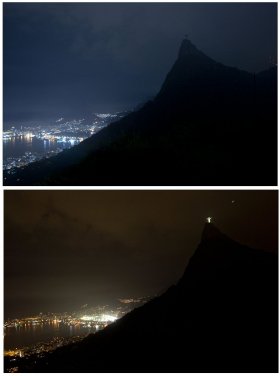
[4,190,277,319]
[4,2,277,128]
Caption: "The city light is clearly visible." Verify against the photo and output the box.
[80,314,118,323]
[101,314,117,322]
[3,112,127,172]
[4,295,153,374]
[80,315,94,321]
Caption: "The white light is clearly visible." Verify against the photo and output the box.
[206,217,212,223]
[81,315,94,321]
[101,314,117,322]
[81,314,118,323]
[95,113,117,119]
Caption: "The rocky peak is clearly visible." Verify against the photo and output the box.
[178,37,207,59]
[201,222,230,243]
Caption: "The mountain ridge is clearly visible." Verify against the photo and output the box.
[4,38,277,186]
[15,223,278,373]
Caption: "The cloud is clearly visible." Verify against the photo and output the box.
[4,3,276,124]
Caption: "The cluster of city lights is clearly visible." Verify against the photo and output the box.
[80,314,117,322]
[3,113,126,172]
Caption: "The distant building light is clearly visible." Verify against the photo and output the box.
[80,315,94,321]
[101,314,117,322]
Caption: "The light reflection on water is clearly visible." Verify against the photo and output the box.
[3,136,79,160]
[4,322,95,350]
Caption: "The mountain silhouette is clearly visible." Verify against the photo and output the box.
[4,38,277,186]
[17,223,278,372]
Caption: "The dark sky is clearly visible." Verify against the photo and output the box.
[4,190,277,319]
[3,2,277,127]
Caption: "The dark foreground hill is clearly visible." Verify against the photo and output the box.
[4,38,277,186]
[17,223,278,372]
